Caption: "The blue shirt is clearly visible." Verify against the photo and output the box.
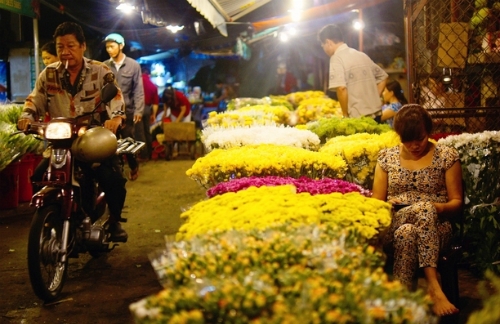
[381,102,403,127]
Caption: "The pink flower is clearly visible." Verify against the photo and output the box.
[206,176,371,198]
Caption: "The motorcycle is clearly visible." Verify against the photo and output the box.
[21,83,144,302]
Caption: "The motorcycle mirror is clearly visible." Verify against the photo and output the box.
[101,82,118,104]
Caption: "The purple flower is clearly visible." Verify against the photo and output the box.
[206,176,371,198]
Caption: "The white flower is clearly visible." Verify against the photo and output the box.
[202,124,320,152]
[439,131,500,205]
[467,163,481,179]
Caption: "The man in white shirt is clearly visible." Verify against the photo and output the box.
[318,24,388,119]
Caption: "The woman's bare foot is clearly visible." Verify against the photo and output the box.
[428,286,459,316]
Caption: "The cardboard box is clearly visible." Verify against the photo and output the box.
[437,23,469,68]
[163,122,196,141]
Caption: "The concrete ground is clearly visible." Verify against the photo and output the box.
[0,158,491,323]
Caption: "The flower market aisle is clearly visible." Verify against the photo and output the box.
[0,159,207,324]
[0,160,494,324]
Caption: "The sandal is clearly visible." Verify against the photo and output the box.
[129,167,139,181]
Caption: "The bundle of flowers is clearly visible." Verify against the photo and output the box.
[201,124,320,152]
[186,144,348,188]
[237,105,291,125]
[438,131,500,275]
[177,185,391,241]
[307,116,393,143]
[204,110,277,128]
[438,131,500,206]
[0,104,23,124]
[131,224,433,323]
[286,90,326,107]
[206,176,371,198]
[320,132,400,189]
[295,97,342,124]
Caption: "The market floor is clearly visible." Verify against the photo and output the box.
[0,159,492,324]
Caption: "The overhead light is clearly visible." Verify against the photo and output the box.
[194,21,206,36]
[442,68,452,85]
[116,2,135,14]
[279,32,289,42]
[166,25,184,33]
[353,19,364,30]
[289,9,302,21]
[292,0,304,9]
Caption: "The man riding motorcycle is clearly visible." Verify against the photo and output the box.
[18,21,129,242]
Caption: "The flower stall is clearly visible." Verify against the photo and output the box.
[130,90,500,323]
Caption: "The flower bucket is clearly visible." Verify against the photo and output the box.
[18,154,35,203]
[0,161,20,209]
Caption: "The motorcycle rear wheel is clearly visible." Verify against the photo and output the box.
[27,205,68,302]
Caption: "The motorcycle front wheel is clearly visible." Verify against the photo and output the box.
[27,205,68,302]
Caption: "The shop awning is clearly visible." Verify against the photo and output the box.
[186,0,271,37]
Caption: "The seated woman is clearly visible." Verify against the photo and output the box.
[380,79,408,127]
[372,104,462,317]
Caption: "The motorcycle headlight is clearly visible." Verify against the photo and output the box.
[45,122,72,139]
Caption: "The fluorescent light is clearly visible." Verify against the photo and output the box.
[166,25,184,33]
[116,3,135,14]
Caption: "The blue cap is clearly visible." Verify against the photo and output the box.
[105,33,125,46]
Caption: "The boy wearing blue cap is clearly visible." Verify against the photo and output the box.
[104,33,145,180]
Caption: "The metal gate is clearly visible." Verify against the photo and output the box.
[406,0,500,133]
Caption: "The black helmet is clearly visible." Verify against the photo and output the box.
[71,127,117,162]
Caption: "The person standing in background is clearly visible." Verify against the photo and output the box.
[140,65,159,161]
[104,33,144,180]
[41,41,58,67]
[380,79,408,127]
[318,24,388,119]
